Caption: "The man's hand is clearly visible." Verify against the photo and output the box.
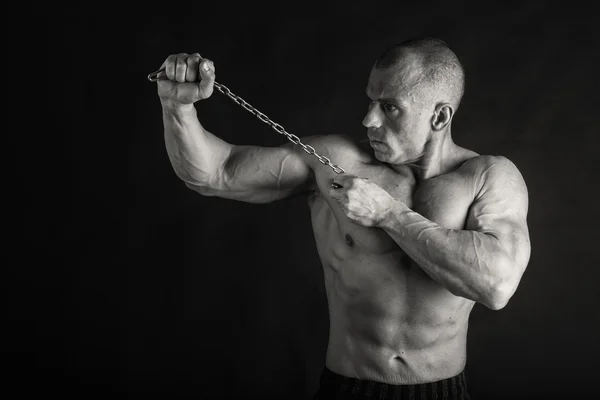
[157,53,215,106]
[329,174,396,227]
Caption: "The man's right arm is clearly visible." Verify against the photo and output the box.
[158,53,314,204]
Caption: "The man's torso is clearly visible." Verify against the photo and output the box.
[304,134,480,384]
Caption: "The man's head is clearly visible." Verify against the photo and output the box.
[363,37,465,165]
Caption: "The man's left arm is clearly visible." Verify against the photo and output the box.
[381,156,531,310]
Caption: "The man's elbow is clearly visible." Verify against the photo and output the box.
[483,286,512,310]
[184,181,219,196]
[481,257,522,311]
[482,265,521,311]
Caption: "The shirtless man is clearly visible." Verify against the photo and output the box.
[154,37,531,399]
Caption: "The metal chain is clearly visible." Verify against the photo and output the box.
[148,68,345,174]
[213,82,345,174]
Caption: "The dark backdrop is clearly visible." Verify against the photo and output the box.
[14,2,598,399]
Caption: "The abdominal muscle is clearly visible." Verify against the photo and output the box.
[308,191,473,385]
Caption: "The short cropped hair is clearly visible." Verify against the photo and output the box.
[375,37,465,109]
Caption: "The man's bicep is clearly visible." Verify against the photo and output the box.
[465,156,531,268]
[218,142,314,203]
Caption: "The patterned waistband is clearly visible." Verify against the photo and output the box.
[314,367,470,400]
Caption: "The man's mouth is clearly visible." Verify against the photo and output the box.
[369,140,386,150]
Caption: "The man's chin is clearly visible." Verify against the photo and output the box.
[372,150,389,163]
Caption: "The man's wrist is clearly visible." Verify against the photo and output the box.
[379,200,411,230]
[160,99,196,115]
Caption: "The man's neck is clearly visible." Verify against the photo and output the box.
[392,130,458,181]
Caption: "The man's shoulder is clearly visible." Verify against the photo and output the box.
[459,154,521,176]
[459,154,527,194]
[294,133,371,165]
[302,133,363,150]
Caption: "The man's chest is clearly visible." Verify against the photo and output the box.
[412,174,476,230]
[312,160,475,243]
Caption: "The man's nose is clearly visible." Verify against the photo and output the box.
[362,103,381,129]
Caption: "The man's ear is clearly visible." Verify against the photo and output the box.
[431,103,454,131]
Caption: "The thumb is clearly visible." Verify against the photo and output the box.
[198,59,215,98]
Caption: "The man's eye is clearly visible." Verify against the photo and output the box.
[382,103,398,113]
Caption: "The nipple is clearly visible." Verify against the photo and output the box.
[345,234,354,247]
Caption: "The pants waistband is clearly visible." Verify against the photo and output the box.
[314,367,470,399]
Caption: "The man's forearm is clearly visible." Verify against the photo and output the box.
[161,101,232,188]
[380,201,512,309]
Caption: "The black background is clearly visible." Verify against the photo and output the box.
[13,2,599,399]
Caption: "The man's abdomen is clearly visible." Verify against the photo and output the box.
[321,252,473,385]
[309,193,473,385]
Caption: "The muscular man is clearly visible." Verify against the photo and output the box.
[155,37,531,399]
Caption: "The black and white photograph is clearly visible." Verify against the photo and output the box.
[12,2,598,399]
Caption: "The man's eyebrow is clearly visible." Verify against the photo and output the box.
[366,89,405,108]
[379,97,403,107]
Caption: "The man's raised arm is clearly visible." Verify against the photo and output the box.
[157,53,314,204]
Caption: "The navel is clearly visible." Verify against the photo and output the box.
[345,234,354,247]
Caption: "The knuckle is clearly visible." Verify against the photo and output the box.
[205,59,215,70]
[201,59,213,70]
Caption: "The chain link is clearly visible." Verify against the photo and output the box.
[213,82,345,174]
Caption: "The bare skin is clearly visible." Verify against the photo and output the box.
[305,137,474,385]
[155,52,531,385]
